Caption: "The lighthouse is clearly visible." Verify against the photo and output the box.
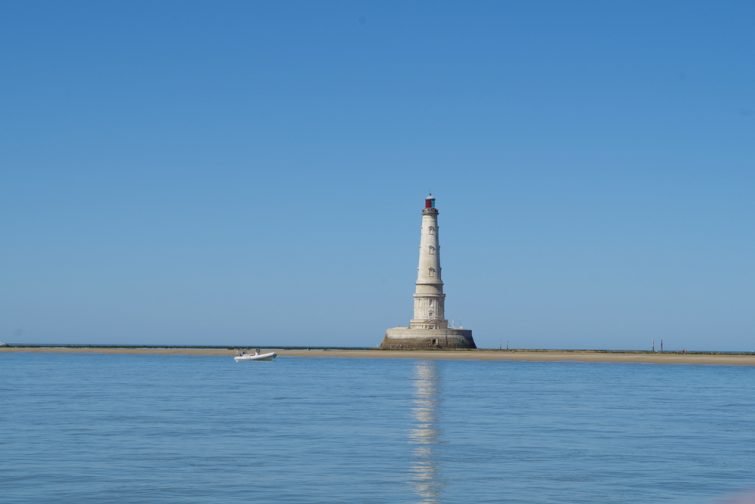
[381,194,476,350]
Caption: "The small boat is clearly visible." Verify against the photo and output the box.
[234,349,277,362]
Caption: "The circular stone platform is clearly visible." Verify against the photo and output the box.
[380,327,476,350]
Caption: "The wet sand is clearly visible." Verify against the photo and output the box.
[2,346,755,366]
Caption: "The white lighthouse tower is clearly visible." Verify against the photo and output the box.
[381,194,476,350]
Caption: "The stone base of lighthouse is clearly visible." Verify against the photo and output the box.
[380,327,476,350]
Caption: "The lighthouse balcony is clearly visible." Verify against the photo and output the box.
[410,319,449,330]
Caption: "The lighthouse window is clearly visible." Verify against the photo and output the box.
[429,246,436,255]
[429,267,436,277]
[428,226,435,235]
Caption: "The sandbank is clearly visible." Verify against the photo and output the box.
[2,346,755,366]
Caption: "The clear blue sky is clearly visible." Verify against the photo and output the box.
[2,1,754,350]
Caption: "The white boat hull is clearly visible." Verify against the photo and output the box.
[234,352,277,362]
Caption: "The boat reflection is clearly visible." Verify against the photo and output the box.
[410,360,442,503]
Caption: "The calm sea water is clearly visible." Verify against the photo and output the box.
[1,353,754,504]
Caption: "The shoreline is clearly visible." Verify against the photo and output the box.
[2,346,755,366]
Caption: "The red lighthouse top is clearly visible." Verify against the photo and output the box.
[425,194,436,209]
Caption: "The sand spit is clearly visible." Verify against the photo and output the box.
[2,346,755,366]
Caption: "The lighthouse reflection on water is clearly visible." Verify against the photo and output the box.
[410,361,442,503]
